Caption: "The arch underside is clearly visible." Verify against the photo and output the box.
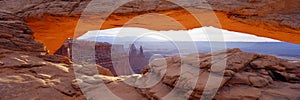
[26,3,300,54]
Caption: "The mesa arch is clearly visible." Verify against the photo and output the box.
[24,0,300,54]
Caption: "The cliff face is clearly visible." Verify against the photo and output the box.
[54,39,125,75]
[0,11,83,99]
[0,11,45,53]
[0,11,113,99]
[128,44,148,73]
[55,39,148,75]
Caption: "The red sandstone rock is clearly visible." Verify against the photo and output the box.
[141,48,300,99]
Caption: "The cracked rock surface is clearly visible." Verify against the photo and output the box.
[73,48,300,99]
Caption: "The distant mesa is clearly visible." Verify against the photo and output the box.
[128,44,148,73]
[55,39,149,75]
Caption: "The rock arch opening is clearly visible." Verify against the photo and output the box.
[26,8,300,54]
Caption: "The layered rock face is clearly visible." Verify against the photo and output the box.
[0,11,45,53]
[128,44,148,73]
[0,11,78,99]
[55,39,148,75]
[55,39,128,75]
[0,11,113,99]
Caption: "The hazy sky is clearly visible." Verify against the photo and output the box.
[77,27,280,42]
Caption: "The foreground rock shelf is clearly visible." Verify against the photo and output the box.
[72,48,300,100]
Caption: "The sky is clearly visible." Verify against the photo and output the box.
[77,27,281,43]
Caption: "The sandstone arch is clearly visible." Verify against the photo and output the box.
[18,0,300,53]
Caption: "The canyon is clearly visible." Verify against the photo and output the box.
[54,39,148,75]
[0,0,300,99]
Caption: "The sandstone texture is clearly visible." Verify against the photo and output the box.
[0,11,112,99]
[2,0,300,30]
[0,11,45,53]
[139,48,300,99]
[73,48,300,100]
